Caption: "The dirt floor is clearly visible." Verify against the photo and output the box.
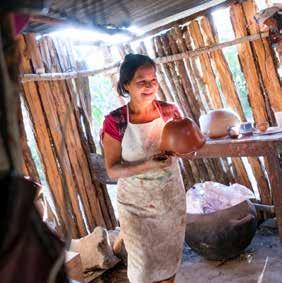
[96,220,282,283]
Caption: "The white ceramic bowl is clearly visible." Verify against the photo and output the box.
[199,109,241,138]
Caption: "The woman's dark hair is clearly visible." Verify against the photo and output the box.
[117,53,156,97]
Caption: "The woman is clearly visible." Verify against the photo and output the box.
[101,54,186,283]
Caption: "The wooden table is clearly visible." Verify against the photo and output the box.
[192,132,282,240]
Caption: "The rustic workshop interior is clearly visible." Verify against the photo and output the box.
[0,0,282,282]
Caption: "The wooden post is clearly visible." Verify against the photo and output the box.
[265,146,282,240]
[17,35,80,237]
[183,27,211,112]
[168,29,201,123]
[200,16,245,119]
[43,37,108,229]
[158,35,194,118]
[43,35,117,229]
[18,100,40,183]
[188,20,222,111]
[230,3,269,124]
[242,0,282,113]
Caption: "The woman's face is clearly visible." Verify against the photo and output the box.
[124,64,158,105]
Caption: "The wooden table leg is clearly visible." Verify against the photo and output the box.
[265,147,282,241]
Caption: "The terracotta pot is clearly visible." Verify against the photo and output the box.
[160,118,206,155]
[185,200,257,260]
[199,109,241,139]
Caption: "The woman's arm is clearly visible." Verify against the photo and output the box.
[103,133,172,179]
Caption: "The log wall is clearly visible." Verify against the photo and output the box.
[17,34,117,238]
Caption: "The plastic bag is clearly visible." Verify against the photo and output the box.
[186,181,256,214]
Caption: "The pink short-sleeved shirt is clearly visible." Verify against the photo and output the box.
[101,100,182,142]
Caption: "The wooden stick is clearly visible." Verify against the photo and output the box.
[188,20,221,111]
[242,0,282,113]
[200,16,245,117]
[168,27,202,121]
[20,31,269,83]
[230,3,269,124]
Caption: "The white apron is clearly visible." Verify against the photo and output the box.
[117,105,186,283]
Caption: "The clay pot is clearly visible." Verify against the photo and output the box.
[199,109,241,139]
[256,121,269,133]
[160,118,206,155]
[185,200,257,260]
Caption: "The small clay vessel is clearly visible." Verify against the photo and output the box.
[256,121,269,133]
[160,118,206,155]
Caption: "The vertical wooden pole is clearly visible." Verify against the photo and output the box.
[230,3,269,124]
[242,0,282,113]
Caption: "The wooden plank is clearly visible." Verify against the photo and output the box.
[172,26,208,113]
[168,26,202,121]
[55,50,114,229]
[179,158,196,189]
[200,16,245,119]
[44,45,97,232]
[242,0,282,113]
[231,158,253,190]
[160,34,197,118]
[264,146,282,240]
[47,37,116,229]
[61,78,107,228]
[248,156,272,204]
[39,79,93,235]
[35,35,116,232]
[230,3,269,124]
[183,27,211,112]
[65,251,84,282]
[18,101,40,183]
[33,37,94,235]
[17,35,74,237]
[25,33,45,74]
[20,31,269,83]
[195,139,275,158]
[188,20,222,110]
[154,35,193,117]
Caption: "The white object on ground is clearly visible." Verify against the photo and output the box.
[186,181,256,214]
[69,226,120,271]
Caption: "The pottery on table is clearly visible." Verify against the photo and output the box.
[199,109,241,139]
[256,121,269,133]
[160,117,206,155]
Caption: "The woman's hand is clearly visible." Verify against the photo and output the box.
[145,154,173,170]
[103,133,173,179]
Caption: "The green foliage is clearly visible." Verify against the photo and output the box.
[89,75,121,152]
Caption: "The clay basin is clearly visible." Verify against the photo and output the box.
[185,200,257,260]
[160,118,206,155]
[199,109,241,139]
